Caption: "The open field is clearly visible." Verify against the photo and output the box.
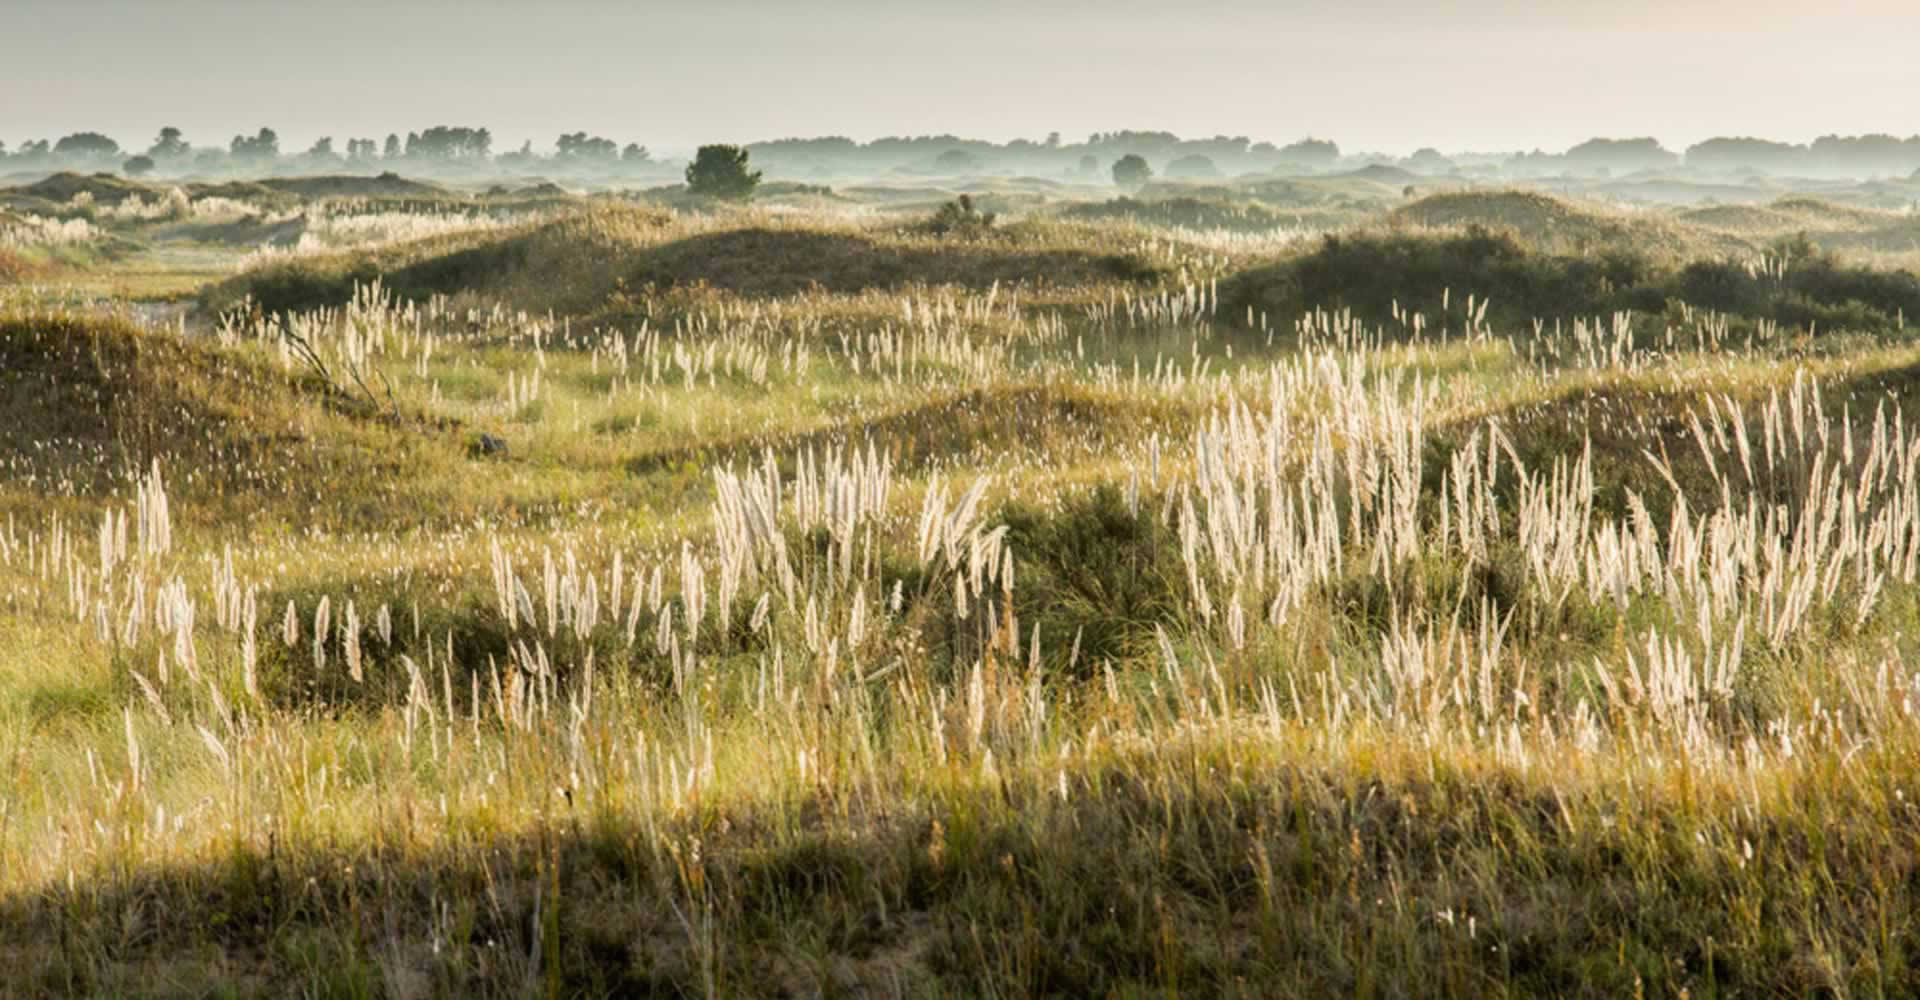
[5,173,1920,996]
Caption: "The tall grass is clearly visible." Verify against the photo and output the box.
[4,204,1920,994]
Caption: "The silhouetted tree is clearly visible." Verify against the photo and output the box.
[53,132,121,160]
[555,132,619,161]
[1111,154,1152,190]
[230,128,280,161]
[498,141,536,167]
[1808,133,1920,174]
[685,144,762,200]
[1087,130,1181,156]
[622,143,652,164]
[935,148,983,173]
[1685,137,1803,173]
[1405,148,1453,172]
[1164,154,1219,179]
[408,126,491,159]
[148,127,189,160]
[1563,137,1677,173]
[1277,138,1339,167]
[123,155,155,177]
[383,134,402,160]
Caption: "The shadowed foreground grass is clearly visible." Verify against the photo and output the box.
[8,723,1916,998]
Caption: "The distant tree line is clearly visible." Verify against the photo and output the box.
[1507,135,1920,178]
[745,131,1343,178]
[1682,134,1920,175]
[5,125,1920,183]
[0,124,657,179]
[0,126,1355,182]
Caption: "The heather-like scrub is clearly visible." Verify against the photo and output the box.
[1223,225,1920,337]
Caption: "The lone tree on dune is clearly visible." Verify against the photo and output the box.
[1111,154,1152,190]
[686,144,762,200]
[122,155,155,177]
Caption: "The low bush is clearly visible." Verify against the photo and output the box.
[1001,484,1185,676]
[1222,225,1920,334]
[923,194,996,237]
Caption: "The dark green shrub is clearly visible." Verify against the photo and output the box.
[685,144,762,201]
[924,194,996,236]
[1787,254,1920,322]
[1677,259,1766,314]
[1001,485,1185,677]
[1060,196,1291,233]
[1220,226,1919,336]
[1111,155,1152,191]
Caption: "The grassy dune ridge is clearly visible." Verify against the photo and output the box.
[3,183,1920,995]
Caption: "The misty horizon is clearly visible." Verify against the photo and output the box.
[8,0,1920,158]
[17,125,1920,167]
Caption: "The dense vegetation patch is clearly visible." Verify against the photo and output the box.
[1058,195,1296,233]
[207,209,1171,318]
[1221,226,1920,333]
[0,312,456,526]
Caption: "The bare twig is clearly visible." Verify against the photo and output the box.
[375,368,402,421]
[279,325,334,386]
[340,356,383,413]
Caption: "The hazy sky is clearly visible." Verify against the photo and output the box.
[6,0,1919,156]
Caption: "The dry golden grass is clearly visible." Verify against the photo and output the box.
[4,197,1920,995]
